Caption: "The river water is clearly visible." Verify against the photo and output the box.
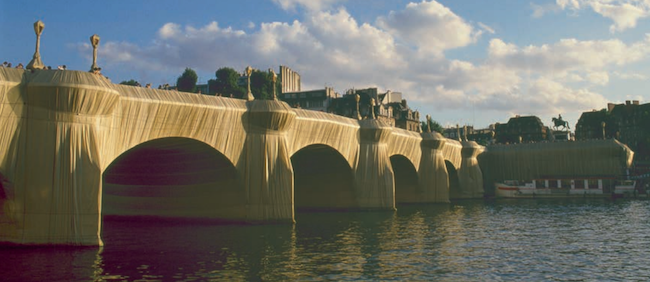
[2,199,650,281]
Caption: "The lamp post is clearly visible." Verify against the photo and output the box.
[90,34,100,72]
[269,68,277,100]
[244,66,255,101]
[26,21,45,70]
[355,94,361,120]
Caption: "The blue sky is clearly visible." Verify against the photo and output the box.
[1,0,649,128]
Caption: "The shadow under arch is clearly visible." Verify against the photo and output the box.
[291,144,356,212]
[102,137,245,222]
[445,160,461,200]
[390,154,419,205]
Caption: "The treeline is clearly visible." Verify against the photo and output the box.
[120,67,280,100]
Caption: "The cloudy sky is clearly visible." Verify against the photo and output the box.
[1,0,649,128]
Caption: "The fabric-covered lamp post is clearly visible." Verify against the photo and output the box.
[90,34,100,72]
[269,68,277,100]
[26,21,45,70]
[244,66,255,101]
[355,94,361,120]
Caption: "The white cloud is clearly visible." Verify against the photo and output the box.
[531,2,561,18]
[80,1,650,127]
[557,0,581,10]
[158,23,180,39]
[592,2,646,32]
[613,71,648,79]
[525,77,608,114]
[272,0,344,11]
[488,37,650,75]
[586,71,610,85]
[555,0,650,32]
[376,0,481,55]
[478,22,495,34]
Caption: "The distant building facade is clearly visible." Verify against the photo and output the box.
[280,65,301,93]
[443,125,495,145]
[281,87,338,112]
[327,88,420,132]
[576,100,650,161]
[494,115,549,144]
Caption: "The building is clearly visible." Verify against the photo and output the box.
[327,88,420,132]
[280,65,301,93]
[576,100,650,161]
[443,125,495,145]
[494,115,549,144]
[280,87,338,112]
[575,109,613,140]
[387,100,420,132]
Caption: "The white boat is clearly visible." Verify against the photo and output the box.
[495,178,637,198]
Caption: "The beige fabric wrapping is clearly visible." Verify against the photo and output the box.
[0,68,496,246]
[0,69,117,245]
[417,132,450,202]
[480,139,634,194]
[239,100,295,222]
[454,141,485,199]
[355,119,395,209]
[0,68,24,241]
[287,109,360,169]
[102,85,249,222]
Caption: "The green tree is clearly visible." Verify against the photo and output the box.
[250,69,271,100]
[213,67,245,98]
[119,79,140,86]
[176,68,198,93]
[250,69,281,100]
[421,119,444,133]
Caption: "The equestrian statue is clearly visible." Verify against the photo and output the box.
[552,114,570,131]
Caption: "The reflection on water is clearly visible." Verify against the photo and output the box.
[2,199,650,281]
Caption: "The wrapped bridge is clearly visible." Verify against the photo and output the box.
[0,68,484,246]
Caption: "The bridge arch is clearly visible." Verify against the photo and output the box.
[290,144,356,212]
[390,154,420,205]
[445,160,461,200]
[102,137,245,221]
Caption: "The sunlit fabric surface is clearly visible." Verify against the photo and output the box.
[480,139,634,194]
[0,68,635,246]
[10,68,616,246]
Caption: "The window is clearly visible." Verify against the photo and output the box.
[311,100,323,108]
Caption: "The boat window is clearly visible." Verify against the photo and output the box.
[588,179,599,189]
[561,179,571,188]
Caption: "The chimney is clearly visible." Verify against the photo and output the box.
[626,100,631,105]
[633,100,640,105]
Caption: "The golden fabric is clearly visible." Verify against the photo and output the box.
[480,139,634,194]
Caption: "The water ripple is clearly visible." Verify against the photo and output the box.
[2,199,650,281]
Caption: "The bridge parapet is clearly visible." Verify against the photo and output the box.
[454,141,485,199]
[417,132,450,202]
[0,70,490,246]
[239,100,296,222]
[355,119,395,209]
[244,99,296,133]
[0,70,117,246]
[25,70,119,116]
[359,119,393,144]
